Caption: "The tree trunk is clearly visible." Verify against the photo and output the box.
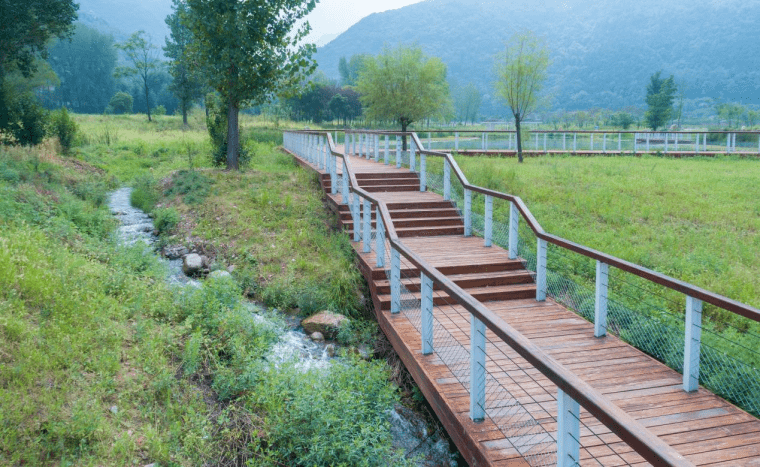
[227,101,239,170]
[182,100,188,126]
[144,79,151,122]
[515,115,523,163]
[401,119,408,151]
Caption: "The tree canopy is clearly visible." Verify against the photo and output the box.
[494,30,549,162]
[116,31,162,122]
[48,24,118,114]
[356,45,450,147]
[164,0,204,125]
[184,0,317,170]
[644,71,677,131]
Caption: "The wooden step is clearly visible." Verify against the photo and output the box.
[358,178,419,187]
[374,270,535,294]
[391,208,460,219]
[354,172,418,180]
[340,217,463,230]
[396,225,465,237]
[367,258,526,280]
[376,283,537,310]
[362,185,421,193]
[387,201,455,210]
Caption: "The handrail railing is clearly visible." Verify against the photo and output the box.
[407,132,760,323]
[283,129,697,466]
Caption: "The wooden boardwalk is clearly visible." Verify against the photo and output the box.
[289,148,760,466]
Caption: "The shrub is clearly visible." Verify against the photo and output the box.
[109,92,133,114]
[49,107,79,153]
[152,105,167,116]
[205,93,228,167]
[153,206,180,234]
[6,93,48,146]
[165,170,212,205]
[130,175,160,212]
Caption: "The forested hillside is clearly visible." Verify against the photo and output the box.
[315,0,760,115]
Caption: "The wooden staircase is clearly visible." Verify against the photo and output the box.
[318,170,537,312]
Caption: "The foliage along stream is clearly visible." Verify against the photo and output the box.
[109,186,458,466]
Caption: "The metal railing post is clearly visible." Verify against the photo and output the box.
[646,133,650,152]
[390,247,400,314]
[684,295,703,392]
[563,133,566,151]
[384,135,389,165]
[374,134,380,161]
[536,238,547,301]
[421,272,434,355]
[665,132,669,153]
[420,152,426,191]
[470,314,486,422]
[484,195,493,247]
[595,261,609,337]
[376,207,385,268]
[410,138,416,172]
[330,154,337,195]
[618,132,622,152]
[455,132,459,151]
[363,198,371,253]
[557,388,581,467]
[485,132,488,151]
[543,133,547,153]
[573,133,577,152]
[351,132,356,155]
[508,202,519,260]
[603,133,607,153]
[443,158,451,200]
[590,133,594,151]
[464,189,472,237]
[396,136,402,168]
[535,132,538,150]
[342,159,349,205]
[352,193,360,242]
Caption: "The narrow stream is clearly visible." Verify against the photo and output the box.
[109,187,458,466]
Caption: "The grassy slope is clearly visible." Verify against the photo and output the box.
[0,114,405,466]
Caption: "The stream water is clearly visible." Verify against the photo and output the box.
[109,187,458,466]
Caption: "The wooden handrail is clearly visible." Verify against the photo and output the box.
[344,129,760,135]
[285,129,696,466]
[404,132,760,323]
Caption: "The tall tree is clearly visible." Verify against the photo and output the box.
[338,54,369,87]
[454,83,482,125]
[184,0,317,170]
[116,31,162,122]
[164,0,204,125]
[644,71,676,131]
[356,45,450,149]
[48,24,118,113]
[0,0,77,137]
[494,30,549,163]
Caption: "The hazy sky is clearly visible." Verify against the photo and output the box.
[304,0,427,45]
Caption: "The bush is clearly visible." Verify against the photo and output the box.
[49,107,79,153]
[165,170,212,205]
[5,93,48,146]
[153,206,180,234]
[130,175,160,212]
[205,93,228,167]
[152,105,167,116]
[108,92,133,114]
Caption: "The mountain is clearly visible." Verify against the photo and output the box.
[76,0,173,45]
[314,0,760,115]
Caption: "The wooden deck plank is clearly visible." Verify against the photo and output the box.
[287,148,760,466]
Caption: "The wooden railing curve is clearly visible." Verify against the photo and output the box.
[285,130,696,466]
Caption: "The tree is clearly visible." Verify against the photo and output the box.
[108,92,134,114]
[454,83,482,125]
[116,31,162,122]
[715,102,744,128]
[0,0,77,139]
[356,45,450,149]
[610,111,635,130]
[644,71,676,131]
[338,54,370,87]
[184,0,317,170]
[48,24,118,113]
[164,0,204,125]
[494,31,550,163]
